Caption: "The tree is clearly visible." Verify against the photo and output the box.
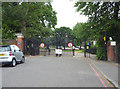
[55,27,72,49]
[72,22,91,47]
[2,2,57,39]
[0,1,2,42]
[74,2,120,62]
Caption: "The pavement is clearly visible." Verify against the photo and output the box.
[76,52,120,89]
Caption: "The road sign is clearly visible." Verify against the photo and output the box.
[111,41,116,46]
[104,37,106,41]
[87,42,89,45]
[68,42,73,48]
[87,46,89,49]
[40,43,45,48]
[18,42,21,45]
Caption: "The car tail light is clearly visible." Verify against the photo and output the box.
[9,52,13,56]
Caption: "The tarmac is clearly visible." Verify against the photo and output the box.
[76,53,120,89]
[26,52,120,88]
[1,51,119,88]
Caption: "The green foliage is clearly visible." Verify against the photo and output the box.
[72,22,91,46]
[74,1,120,61]
[55,27,72,47]
[2,2,57,39]
[96,35,105,60]
[0,1,2,28]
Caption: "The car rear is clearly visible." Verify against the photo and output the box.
[0,45,15,64]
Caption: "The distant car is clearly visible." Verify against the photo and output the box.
[81,46,84,49]
[0,45,25,67]
[75,46,84,49]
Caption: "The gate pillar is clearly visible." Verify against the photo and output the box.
[16,33,24,50]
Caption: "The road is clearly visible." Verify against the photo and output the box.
[2,54,113,88]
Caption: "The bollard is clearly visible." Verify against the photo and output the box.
[73,49,75,56]
[72,46,75,56]
[48,48,51,55]
[44,49,46,56]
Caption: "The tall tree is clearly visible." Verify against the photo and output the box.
[55,27,72,49]
[0,1,2,41]
[72,23,91,46]
[2,2,57,39]
[75,2,120,62]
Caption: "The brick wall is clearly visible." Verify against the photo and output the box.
[3,39,17,45]
[3,34,24,50]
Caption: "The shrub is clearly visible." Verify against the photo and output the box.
[96,39,106,60]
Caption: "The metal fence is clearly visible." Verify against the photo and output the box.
[39,48,73,57]
[23,36,74,57]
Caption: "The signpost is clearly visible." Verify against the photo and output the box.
[68,42,75,56]
[87,46,89,50]
[111,41,116,46]
[40,43,45,48]
[86,42,90,58]
[87,42,89,46]
[68,42,73,48]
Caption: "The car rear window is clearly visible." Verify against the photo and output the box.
[0,46,11,52]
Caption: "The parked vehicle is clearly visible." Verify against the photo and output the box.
[0,45,25,67]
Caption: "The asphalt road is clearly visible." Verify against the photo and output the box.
[2,55,112,87]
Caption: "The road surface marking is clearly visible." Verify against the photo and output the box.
[89,63,108,89]
[85,57,117,88]
[91,62,118,88]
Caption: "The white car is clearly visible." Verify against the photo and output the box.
[0,45,25,67]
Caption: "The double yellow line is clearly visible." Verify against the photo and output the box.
[91,63,117,88]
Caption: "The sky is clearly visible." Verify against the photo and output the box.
[51,0,88,29]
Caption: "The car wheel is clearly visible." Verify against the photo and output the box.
[21,57,25,63]
[11,59,16,67]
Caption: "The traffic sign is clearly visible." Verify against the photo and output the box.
[40,43,45,48]
[104,37,106,41]
[111,41,116,46]
[87,46,89,49]
[18,42,21,45]
[87,42,89,45]
[68,42,73,48]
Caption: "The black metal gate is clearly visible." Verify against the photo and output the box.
[23,35,74,56]
[23,37,40,56]
[38,34,74,57]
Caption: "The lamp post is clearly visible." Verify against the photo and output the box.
[56,32,61,49]
[84,40,86,57]
[56,32,58,49]
[64,35,68,50]
[104,24,107,61]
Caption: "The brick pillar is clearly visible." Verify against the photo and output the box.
[16,33,24,50]
[107,41,117,62]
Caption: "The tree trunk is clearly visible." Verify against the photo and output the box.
[64,46,65,50]
[21,21,26,36]
[22,21,26,54]
[22,2,29,54]
[79,45,81,50]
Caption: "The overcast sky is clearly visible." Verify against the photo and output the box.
[51,0,88,29]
